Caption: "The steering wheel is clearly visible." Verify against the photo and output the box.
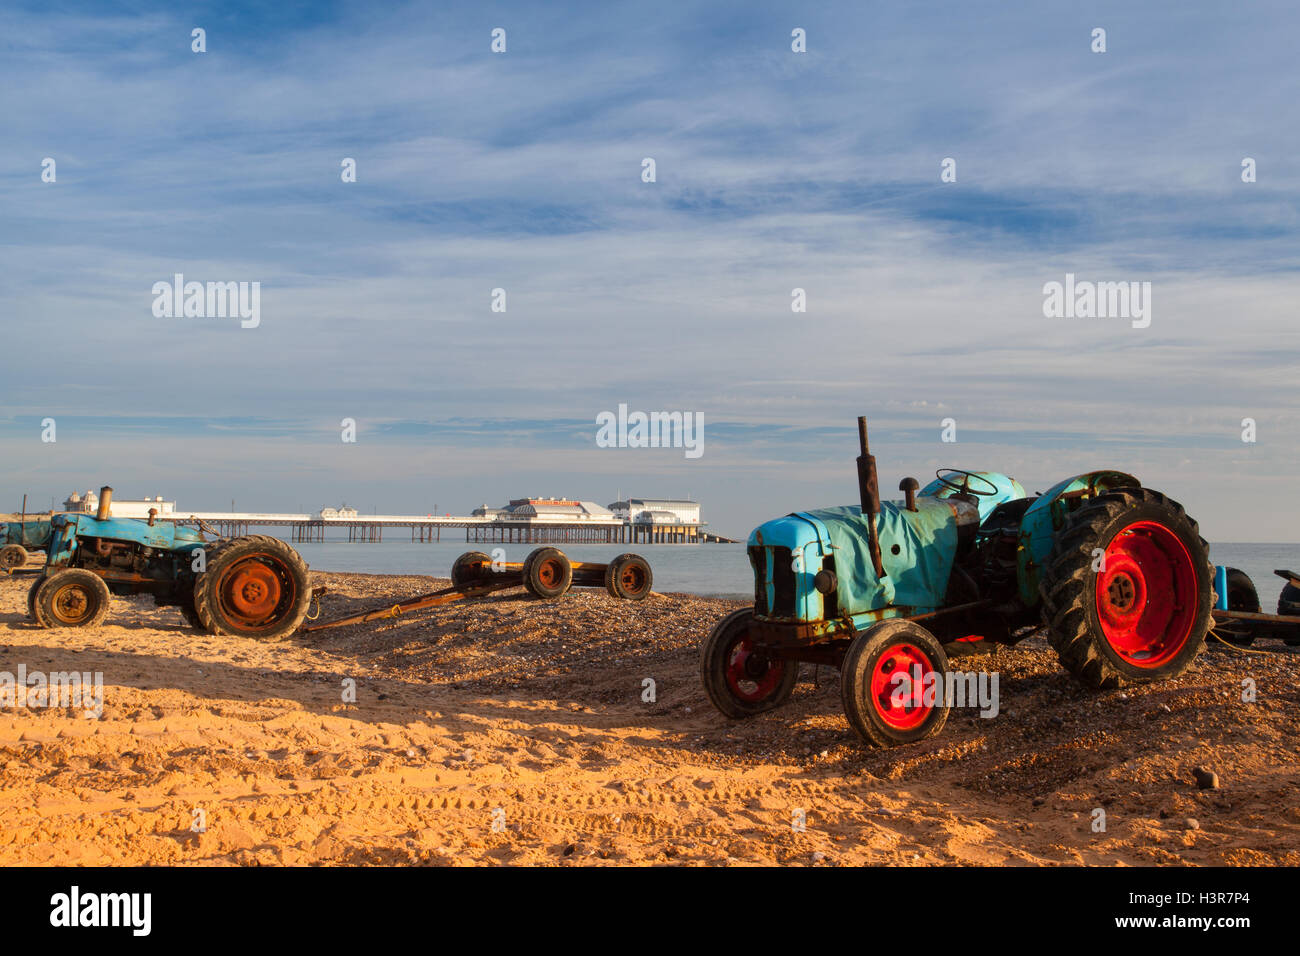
[935,469,999,497]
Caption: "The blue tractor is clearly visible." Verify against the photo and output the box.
[18,486,311,638]
[702,417,1223,747]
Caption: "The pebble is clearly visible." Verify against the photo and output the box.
[811,851,826,863]
[1185,818,1200,830]
[1193,767,1220,790]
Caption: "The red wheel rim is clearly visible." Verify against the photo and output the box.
[869,643,935,730]
[724,632,786,702]
[1095,520,1197,668]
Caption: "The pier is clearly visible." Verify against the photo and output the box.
[161,513,732,544]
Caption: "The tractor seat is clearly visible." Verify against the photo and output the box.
[977,497,1033,537]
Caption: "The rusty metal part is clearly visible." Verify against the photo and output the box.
[899,477,919,512]
[855,417,885,578]
[96,486,113,521]
[1213,608,1300,626]
[147,507,158,527]
[300,577,520,633]
[752,599,994,650]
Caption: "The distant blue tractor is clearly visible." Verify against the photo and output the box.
[701,417,1296,747]
[12,486,311,638]
[0,516,51,571]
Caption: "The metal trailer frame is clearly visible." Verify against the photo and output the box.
[300,549,652,634]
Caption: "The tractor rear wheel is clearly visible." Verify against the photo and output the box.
[1040,487,1211,688]
[522,547,572,599]
[451,551,492,588]
[700,608,798,717]
[604,553,653,601]
[193,535,311,639]
[840,620,950,747]
[0,545,27,571]
[33,569,112,628]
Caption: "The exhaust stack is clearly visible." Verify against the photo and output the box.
[96,486,113,521]
[855,418,886,578]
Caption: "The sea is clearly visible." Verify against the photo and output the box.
[286,539,1297,605]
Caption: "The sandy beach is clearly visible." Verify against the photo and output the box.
[1,569,1297,866]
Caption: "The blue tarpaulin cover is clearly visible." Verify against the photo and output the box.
[801,502,959,613]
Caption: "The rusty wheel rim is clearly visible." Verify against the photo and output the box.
[536,558,564,589]
[216,554,295,630]
[50,583,96,625]
[619,563,648,596]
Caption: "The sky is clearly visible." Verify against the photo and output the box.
[1,0,1297,541]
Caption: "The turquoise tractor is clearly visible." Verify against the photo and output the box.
[702,417,1221,747]
[16,486,311,638]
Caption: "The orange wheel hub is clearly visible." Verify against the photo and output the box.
[220,558,284,624]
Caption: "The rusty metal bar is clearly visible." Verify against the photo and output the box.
[1213,608,1300,626]
[301,577,521,633]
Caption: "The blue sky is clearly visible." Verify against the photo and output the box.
[1,0,1297,540]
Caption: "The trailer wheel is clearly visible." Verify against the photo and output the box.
[604,553,653,601]
[33,569,112,628]
[0,545,27,571]
[1213,567,1260,647]
[451,551,492,588]
[1040,487,1211,688]
[1279,582,1300,646]
[840,620,950,747]
[522,548,572,599]
[701,608,798,717]
[193,535,311,639]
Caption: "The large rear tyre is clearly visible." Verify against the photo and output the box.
[840,620,950,748]
[33,569,112,628]
[604,553,653,601]
[700,608,798,718]
[451,551,492,588]
[1040,487,1211,688]
[0,545,27,572]
[522,547,572,599]
[193,535,311,639]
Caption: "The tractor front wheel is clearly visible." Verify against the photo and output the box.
[26,576,44,623]
[33,569,112,628]
[192,535,311,639]
[700,608,798,717]
[0,545,27,572]
[840,620,950,747]
[1040,487,1211,688]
